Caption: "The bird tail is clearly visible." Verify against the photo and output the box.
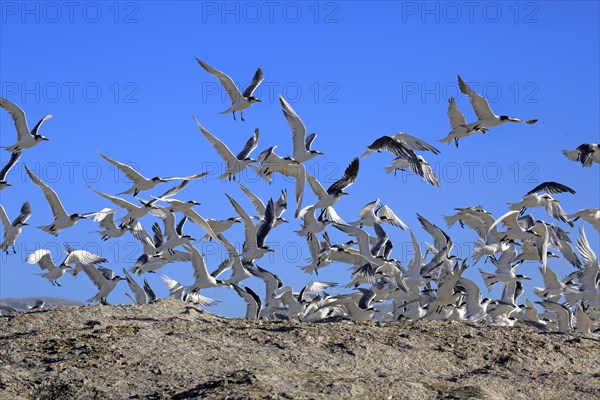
[383,164,397,175]
[507,202,521,211]
[479,270,496,291]
[472,240,488,263]
[562,149,579,162]
[443,214,460,228]
[437,135,454,145]
[563,291,582,307]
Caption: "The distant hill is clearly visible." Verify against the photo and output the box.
[0,299,599,399]
[0,296,82,310]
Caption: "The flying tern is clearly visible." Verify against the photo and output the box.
[0,150,21,190]
[0,201,31,254]
[1,97,51,152]
[563,143,599,167]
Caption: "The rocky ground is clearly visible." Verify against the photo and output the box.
[0,299,599,400]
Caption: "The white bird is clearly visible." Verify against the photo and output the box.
[61,244,109,276]
[563,143,599,167]
[279,95,324,163]
[194,118,258,180]
[130,221,191,275]
[535,300,573,333]
[239,183,288,226]
[0,150,22,190]
[98,152,205,197]
[459,277,491,322]
[351,199,408,230]
[479,245,530,291]
[254,145,307,217]
[199,217,241,241]
[88,185,159,223]
[569,208,600,232]
[458,75,537,131]
[153,213,195,254]
[233,284,262,319]
[226,194,276,261]
[306,157,360,210]
[25,166,89,236]
[574,303,592,334]
[90,208,130,241]
[0,97,52,152]
[123,269,156,305]
[384,154,440,187]
[508,181,575,226]
[80,265,124,305]
[185,243,227,292]
[295,205,341,237]
[161,274,216,307]
[325,297,376,321]
[0,201,31,254]
[196,58,263,121]
[564,228,599,307]
[534,266,565,302]
[438,97,486,147]
[26,249,71,286]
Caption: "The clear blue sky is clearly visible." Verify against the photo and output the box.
[1,1,599,317]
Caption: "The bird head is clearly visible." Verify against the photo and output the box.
[311,150,325,156]
[188,200,201,206]
[247,96,262,103]
[228,217,242,223]
[35,135,50,142]
[516,274,531,281]
[71,213,87,220]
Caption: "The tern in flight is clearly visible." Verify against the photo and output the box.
[25,166,90,236]
[0,201,31,254]
[80,265,125,305]
[438,97,486,148]
[196,58,263,121]
[508,181,575,226]
[279,95,324,163]
[0,150,22,190]
[99,152,205,197]
[458,75,537,132]
[1,97,51,152]
[194,118,258,181]
[306,157,360,210]
[563,143,599,167]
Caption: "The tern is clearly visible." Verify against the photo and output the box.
[534,266,565,302]
[153,213,195,254]
[438,97,486,147]
[0,97,51,152]
[25,166,89,236]
[279,95,324,163]
[568,208,600,232]
[254,145,307,217]
[161,274,217,307]
[479,245,531,291]
[185,243,228,292]
[508,181,575,226]
[233,284,262,319]
[123,269,156,305]
[458,277,491,322]
[362,132,439,158]
[535,300,573,333]
[194,118,258,180]
[98,152,205,197]
[458,75,537,131]
[60,244,109,276]
[80,265,124,305]
[351,199,407,230]
[295,205,342,237]
[0,201,31,254]
[306,157,359,210]
[90,208,130,241]
[196,58,263,121]
[0,150,21,190]
[564,228,599,307]
[239,183,289,226]
[88,185,160,223]
[226,194,276,261]
[563,143,599,167]
[384,154,440,187]
[130,221,191,275]
[26,249,72,286]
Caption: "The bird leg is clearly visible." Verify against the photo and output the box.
[241,111,245,122]
[12,246,17,254]
[454,138,459,148]
[519,207,527,216]
[232,112,237,121]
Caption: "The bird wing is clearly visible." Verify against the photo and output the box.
[357,199,380,219]
[377,205,408,230]
[250,264,283,300]
[327,158,359,195]
[193,117,238,167]
[458,75,496,120]
[0,150,22,181]
[275,189,288,218]
[98,153,148,185]
[305,133,317,151]
[576,227,598,270]
[391,132,440,154]
[226,194,258,247]
[333,224,372,259]
[406,229,423,277]
[13,201,32,226]
[306,173,328,201]
[123,269,146,305]
[80,264,108,290]
[239,183,266,216]
[184,243,212,287]
[88,185,138,211]
[63,250,107,267]
[26,249,56,271]
[526,181,576,196]
[279,95,308,160]
[0,205,10,236]
[0,97,31,141]
[183,209,218,240]
[236,128,260,160]
[242,67,264,98]
[417,214,450,253]
[364,136,415,159]
[196,58,243,104]
[159,172,209,182]
[93,208,118,230]
[143,278,157,303]
[25,166,68,219]
[233,284,261,319]
[410,157,440,187]
[447,97,468,129]
[256,199,276,248]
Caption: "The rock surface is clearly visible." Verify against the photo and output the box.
[0,299,599,399]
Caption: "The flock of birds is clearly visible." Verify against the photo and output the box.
[1,58,599,335]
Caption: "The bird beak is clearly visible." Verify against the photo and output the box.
[43,137,50,141]
[281,219,290,224]
[79,215,88,219]
[22,223,29,226]
[255,99,262,102]
[160,179,169,183]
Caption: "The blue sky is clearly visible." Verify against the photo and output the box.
[1,1,599,317]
